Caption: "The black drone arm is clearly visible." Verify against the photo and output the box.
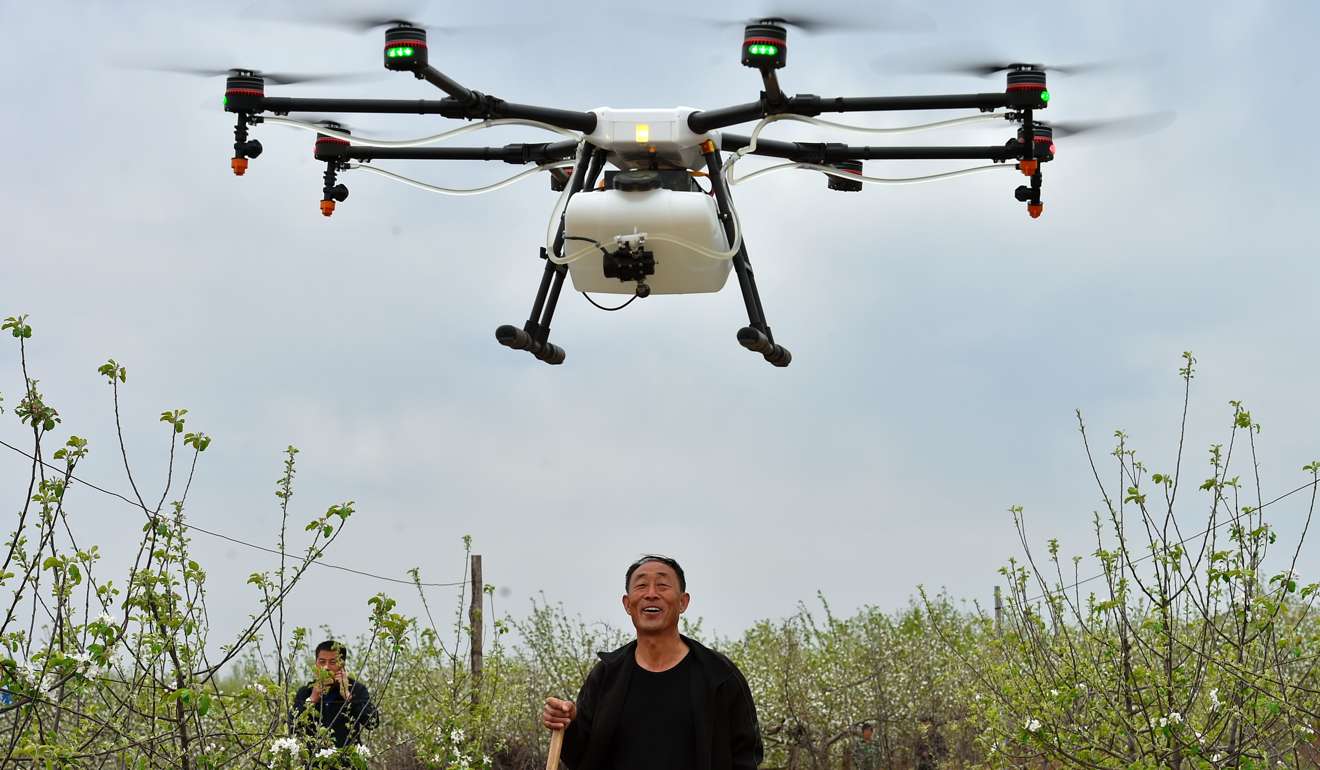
[257,96,597,132]
[688,92,1011,134]
[718,133,1022,163]
[314,140,579,164]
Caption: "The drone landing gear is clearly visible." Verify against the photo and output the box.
[702,142,792,368]
[495,249,568,365]
[731,247,792,367]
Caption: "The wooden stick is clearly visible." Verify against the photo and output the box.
[545,728,564,770]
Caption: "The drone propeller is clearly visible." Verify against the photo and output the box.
[875,50,1160,78]
[263,7,521,35]
[935,59,1135,77]
[696,7,935,34]
[295,115,357,133]
[1046,111,1176,140]
[124,64,377,86]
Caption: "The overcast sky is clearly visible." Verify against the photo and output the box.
[3,0,1318,655]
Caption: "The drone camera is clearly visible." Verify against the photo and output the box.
[826,160,864,192]
[601,235,656,284]
[1005,67,1049,110]
[742,22,787,70]
[383,24,428,71]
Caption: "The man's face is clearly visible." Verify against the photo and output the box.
[315,650,343,675]
[861,726,874,742]
[622,561,689,635]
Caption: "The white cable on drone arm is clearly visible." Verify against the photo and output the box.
[544,140,589,260]
[730,161,1015,186]
[263,116,581,147]
[345,161,571,196]
[761,112,1003,136]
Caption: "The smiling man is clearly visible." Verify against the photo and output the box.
[542,555,763,770]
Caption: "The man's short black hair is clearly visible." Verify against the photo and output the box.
[315,640,348,661]
[625,555,686,592]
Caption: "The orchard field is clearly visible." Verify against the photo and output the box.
[3,318,1318,770]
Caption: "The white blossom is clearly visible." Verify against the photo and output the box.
[355,745,372,758]
[1209,688,1222,710]
[1024,718,1041,733]
[1049,689,1059,697]
[252,682,267,694]
[1168,711,1184,725]
[316,747,337,759]
[270,737,300,756]
[450,727,465,743]
[1158,717,1168,728]
[95,612,115,626]
[1212,754,1222,763]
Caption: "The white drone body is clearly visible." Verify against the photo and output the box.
[564,107,731,296]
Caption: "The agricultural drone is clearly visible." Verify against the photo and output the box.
[202,17,1087,367]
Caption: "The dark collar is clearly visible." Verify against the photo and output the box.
[596,635,736,690]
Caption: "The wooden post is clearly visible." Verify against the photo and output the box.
[994,585,1003,635]
[469,554,483,710]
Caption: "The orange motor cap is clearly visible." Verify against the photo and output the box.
[1018,160,1038,176]
[231,157,248,176]
[1027,203,1044,219]
[320,199,336,217]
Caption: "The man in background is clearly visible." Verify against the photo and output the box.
[850,722,881,770]
[290,640,379,751]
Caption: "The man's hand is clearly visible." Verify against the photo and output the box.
[335,670,352,701]
[542,697,576,730]
[309,682,323,704]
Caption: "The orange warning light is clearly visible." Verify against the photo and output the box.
[320,200,336,217]
[231,157,248,176]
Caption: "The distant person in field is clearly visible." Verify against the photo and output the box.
[290,640,379,751]
[542,555,764,770]
[850,722,881,770]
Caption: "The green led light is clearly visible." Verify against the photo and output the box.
[404,47,414,55]
[387,46,414,58]
[222,95,228,106]
[1040,90,1050,103]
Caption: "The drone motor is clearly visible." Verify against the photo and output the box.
[742,20,787,70]
[312,123,351,216]
[1005,65,1050,110]
[826,160,864,192]
[383,23,428,71]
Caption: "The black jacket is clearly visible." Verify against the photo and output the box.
[290,678,379,748]
[562,636,763,770]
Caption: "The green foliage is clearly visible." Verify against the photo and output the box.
[6,328,1316,770]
